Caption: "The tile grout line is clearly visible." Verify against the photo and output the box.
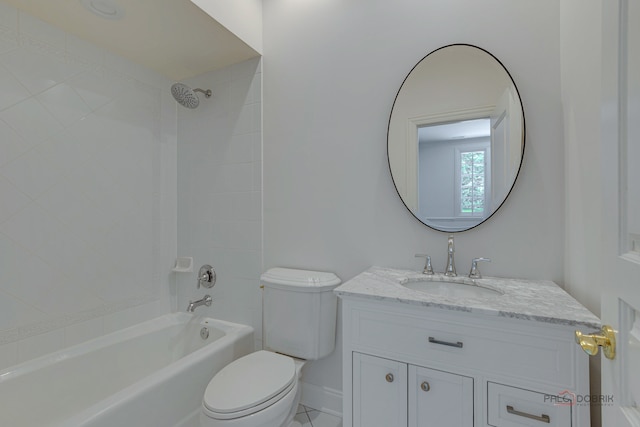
[300,405,313,427]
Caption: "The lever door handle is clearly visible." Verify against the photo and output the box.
[575,325,616,360]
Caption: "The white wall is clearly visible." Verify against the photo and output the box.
[419,139,455,218]
[560,0,602,328]
[263,0,565,413]
[177,58,263,350]
[560,1,603,426]
[0,3,177,370]
[190,0,263,54]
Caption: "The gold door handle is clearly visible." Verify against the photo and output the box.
[575,325,616,360]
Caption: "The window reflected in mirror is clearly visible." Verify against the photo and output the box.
[417,118,490,226]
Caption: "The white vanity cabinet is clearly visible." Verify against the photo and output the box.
[352,353,407,427]
[409,364,474,427]
[340,298,591,427]
[352,352,473,427]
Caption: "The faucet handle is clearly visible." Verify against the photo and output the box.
[415,254,434,275]
[469,258,491,279]
[198,265,216,289]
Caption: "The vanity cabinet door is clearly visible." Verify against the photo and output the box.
[408,365,474,427]
[352,352,407,427]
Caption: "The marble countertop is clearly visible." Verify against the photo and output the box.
[334,266,601,329]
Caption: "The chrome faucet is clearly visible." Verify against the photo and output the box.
[468,257,491,279]
[415,254,434,275]
[187,295,212,313]
[444,235,456,277]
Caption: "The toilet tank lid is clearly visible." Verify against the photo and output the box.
[261,268,341,291]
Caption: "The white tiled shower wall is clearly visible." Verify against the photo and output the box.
[0,3,177,370]
[177,58,262,350]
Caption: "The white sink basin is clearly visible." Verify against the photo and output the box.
[402,280,502,298]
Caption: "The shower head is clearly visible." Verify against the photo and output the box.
[171,83,212,109]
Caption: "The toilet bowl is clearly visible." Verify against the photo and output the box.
[199,268,341,427]
[200,351,305,427]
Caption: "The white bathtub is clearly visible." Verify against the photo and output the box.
[0,313,254,427]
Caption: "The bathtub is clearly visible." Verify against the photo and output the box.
[0,313,254,427]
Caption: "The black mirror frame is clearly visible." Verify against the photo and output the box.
[387,43,526,233]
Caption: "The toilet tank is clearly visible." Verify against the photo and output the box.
[262,268,341,360]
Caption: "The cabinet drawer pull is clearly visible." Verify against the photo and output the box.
[506,405,550,423]
[420,381,430,392]
[385,373,394,383]
[428,337,463,348]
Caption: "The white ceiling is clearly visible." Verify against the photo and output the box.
[2,0,260,81]
[419,118,491,144]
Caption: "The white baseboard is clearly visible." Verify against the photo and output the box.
[299,381,343,417]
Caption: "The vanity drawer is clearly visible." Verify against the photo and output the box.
[487,382,572,426]
[351,308,574,387]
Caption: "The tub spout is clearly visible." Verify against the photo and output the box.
[187,295,212,313]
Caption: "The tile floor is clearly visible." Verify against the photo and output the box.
[292,405,342,427]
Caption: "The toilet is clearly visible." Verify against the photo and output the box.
[200,268,341,427]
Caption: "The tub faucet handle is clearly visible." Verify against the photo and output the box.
[198,265,216,289]
[468,258,491,279]
[415,254,434,275]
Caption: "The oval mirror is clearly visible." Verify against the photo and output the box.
[388,44,525,232]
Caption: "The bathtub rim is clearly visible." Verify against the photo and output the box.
[54,314,253,427]
[0,312,252,383]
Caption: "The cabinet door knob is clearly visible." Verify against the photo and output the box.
[421,381,430,392]
[385,373,394,383]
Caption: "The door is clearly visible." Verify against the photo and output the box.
[490,86,522,212]
[408,365,473,427]
[352,353,407,427]
[599,1,640,426]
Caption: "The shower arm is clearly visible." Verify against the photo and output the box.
[193,88,212,98]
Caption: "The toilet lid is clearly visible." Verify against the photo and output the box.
[203,351,296,414]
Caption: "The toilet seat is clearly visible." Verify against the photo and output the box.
[203,351,296,420]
